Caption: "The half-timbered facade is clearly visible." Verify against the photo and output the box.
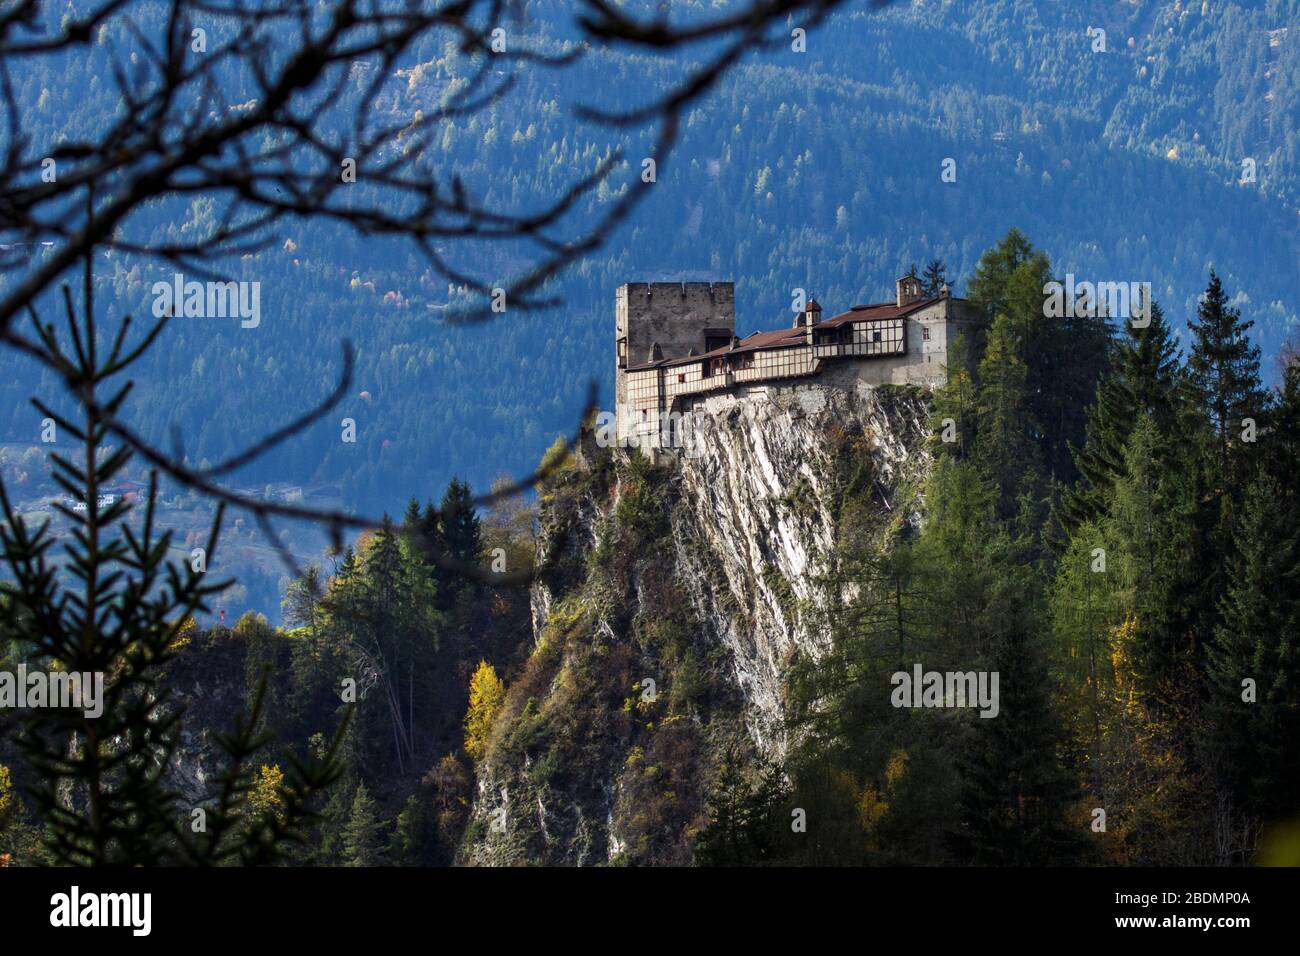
[615,276,978,450]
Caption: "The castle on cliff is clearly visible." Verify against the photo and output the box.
[614,275,979,450]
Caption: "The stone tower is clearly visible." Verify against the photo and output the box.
[615,282,735,438]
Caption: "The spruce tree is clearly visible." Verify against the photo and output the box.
[341,781,384,866]
[931,332,977,461]
[439,478,483,566]
[392,791,439,866]
[974,314,1037,516]
[694,745,792,866]
[320,516,441,775]
[1186,270,1266,495]
[402,496,423,532]
[950,623,1082,865]
[921,258,949,296]
[1106,413,1214,708]
[998,249,1112,486]
[418,498,445,554]
[1047,519,1118,792]
[967,227,1035,325]
[1059,301,1182,537]
[1207,476,1300,826]
[0,264,346,865]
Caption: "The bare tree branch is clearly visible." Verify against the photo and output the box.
[0,0,878,583]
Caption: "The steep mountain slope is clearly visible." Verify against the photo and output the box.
[463,383,932,865]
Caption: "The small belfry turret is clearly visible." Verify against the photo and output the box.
[794,298,822,328]
[795,298,821,344]
[896,274,923,307]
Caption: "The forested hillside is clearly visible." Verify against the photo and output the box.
[8,227,1294,867]
[0,0,1295,529]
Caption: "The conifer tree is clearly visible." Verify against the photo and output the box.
[912,456,1008,660]
[1187,270,1266,496]
[1105,413,1215,708]
[967,227,1035,325]
[439,478,483,567]
[921,258,949,296]
[1048,519,1118,790]
[694,745,792,866]
[315,729,362,864]
[418,498,445,557]
[999,249,1112,485]
[1206,473,1300,827]
[321,517,441,775]
[422,478,482,612]
[1059,301,1182,536]
[790,542,929,765]
[392,791,439,866]
[282,563,325,632]
[1263,357,1300,478]
[974,314,1037,515]
[402,496,422,529]
[950,623,1082,865]
[0,263,347,865]
[464,660,506,763]
[931,333,977,461]
[341,782,384,866]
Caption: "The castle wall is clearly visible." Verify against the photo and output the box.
[618,282,735,365]
[614,285,979,451]
[615,282,735,441]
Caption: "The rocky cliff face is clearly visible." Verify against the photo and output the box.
[463,383,934,865]
[671,385,932,751]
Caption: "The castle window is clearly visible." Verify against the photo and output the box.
[677,373,685,383]
[922,326,931,341]
[872,330,882,343]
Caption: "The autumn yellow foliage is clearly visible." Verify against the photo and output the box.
[248,764,286,823]
[0,765,14,830]
[464,660,506,762]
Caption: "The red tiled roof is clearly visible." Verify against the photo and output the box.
[818,296,942,325]
[627,328,798,370]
